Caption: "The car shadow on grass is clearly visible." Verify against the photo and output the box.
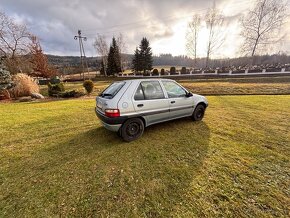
[6,119,210,217]
[56,119,211,216]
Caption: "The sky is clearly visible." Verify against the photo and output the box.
[1,0,290,58]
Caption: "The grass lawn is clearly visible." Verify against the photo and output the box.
[40,76,290,97]
[180,76,290,95]
[0,95,289,217]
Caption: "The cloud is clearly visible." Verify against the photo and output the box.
[0,0,289,57]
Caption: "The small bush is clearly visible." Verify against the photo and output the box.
[160,68,165,75]
[83,80,94,95]
[152,69,159,75]
[10,73,39,98]
[170,67,176,74]
[48,82,65,97]
[50,76,61,84]
[59,90,85,98]
[181,67,187,74]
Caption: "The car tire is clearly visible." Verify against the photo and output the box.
[121,118,144,142]
[192,104,205,121]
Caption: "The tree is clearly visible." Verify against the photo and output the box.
[106,37,121,75]
[0,11,31,59]
[0,11,32,73]
[98,59,106,75]
[0,57,13,99]
[93,34,108,76]
[29,36,57,78]
[205,4,225,67]
[116,33,127,71]
[132,47,141,73]
[186,14,201,64]
[135,37,153,74]
[0,57,13,89]
[240,0,287,57]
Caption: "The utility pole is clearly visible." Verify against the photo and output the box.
[74,30,89,81]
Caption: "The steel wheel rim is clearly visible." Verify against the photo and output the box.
[126,122,140,137]
[196,108,204,118]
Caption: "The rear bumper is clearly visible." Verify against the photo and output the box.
[95,108,127,132]
[101,121,122,132]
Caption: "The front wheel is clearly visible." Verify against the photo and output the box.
[121,118,144,142]
[192,104,205,121]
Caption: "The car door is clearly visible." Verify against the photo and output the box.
[132,81,170,126]
[161,80,194,119]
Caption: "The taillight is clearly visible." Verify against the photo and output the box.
[105,109,120,118]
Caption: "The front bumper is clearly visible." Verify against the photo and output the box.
[95,108,127,132]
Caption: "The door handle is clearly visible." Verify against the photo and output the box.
[137,104,144,107]
[171,101,176,104]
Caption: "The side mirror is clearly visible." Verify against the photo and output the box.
[185,92,193,97]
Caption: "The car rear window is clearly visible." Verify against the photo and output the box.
[100,82,125,99]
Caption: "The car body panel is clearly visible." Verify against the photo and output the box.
[95,78,208,132]
[130,80,170,126]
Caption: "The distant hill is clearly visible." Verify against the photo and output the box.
[47,55,99,68]
[46,54,197,69]
[47,53,290,74]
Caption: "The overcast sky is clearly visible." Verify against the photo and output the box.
[1,0,289,58]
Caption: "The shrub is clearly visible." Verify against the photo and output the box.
[48,82,65,97]
[152,68,159,75]
[50,76,61,84]
[0,62,13,90]
[160,68,165,75]
[170,66,176,74]
[83,80,94,95]
[10,73,39,98]
[59,90,85,98]
[181,67,187,74]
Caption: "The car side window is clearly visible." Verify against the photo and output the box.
[135,81,165,100]
[134,84,145,100]
[162,81,186,98]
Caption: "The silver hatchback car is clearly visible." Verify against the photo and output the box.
[96,79,208,141]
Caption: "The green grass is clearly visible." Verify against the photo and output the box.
[40,76,290,97]
[0,95,289,217]
[180,76,290,95]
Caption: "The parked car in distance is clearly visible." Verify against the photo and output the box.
[95,79,208,142]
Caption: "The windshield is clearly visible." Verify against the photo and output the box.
[100,82,125,99]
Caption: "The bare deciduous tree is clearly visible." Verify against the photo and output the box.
[93,34,108,76]
[186,14,201,65]
[205,4,225,67]
[0,11,31,59]
[240,0,287,57]
[116,33,128,71]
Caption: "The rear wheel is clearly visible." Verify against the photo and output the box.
[192,104,205,121]
[121,118,144,142]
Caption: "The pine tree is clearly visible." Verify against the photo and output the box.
[106,37,121,76]
[99,60,105,75]
[0,57,13,90]
[132,47,141,73]
[131,37,153,75]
